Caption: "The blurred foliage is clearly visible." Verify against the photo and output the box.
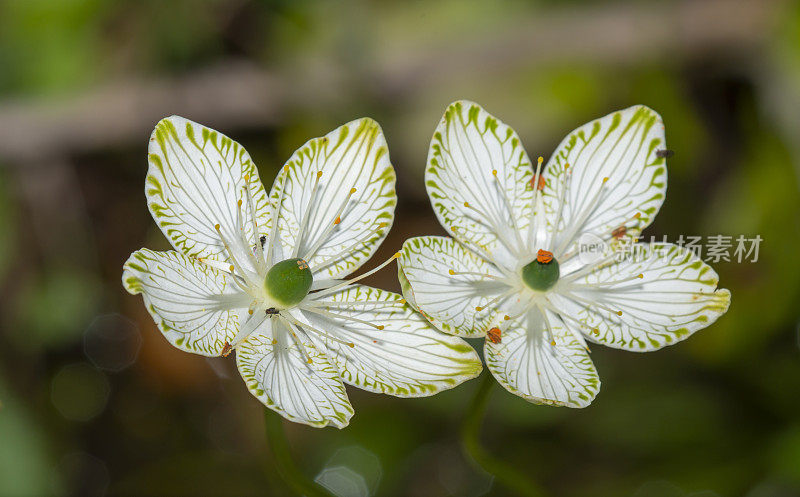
[0,0,799,496]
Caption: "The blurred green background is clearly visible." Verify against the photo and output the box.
[1,0,800,496]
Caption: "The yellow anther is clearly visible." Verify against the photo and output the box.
[214,223,221,231]
[237,199,242,207]
[348,342,355,348]
[376,325,385,330]
[271,339,278,344]
[393,252,401,259]
[334,216,341,225]
[244,174,250,181]
[550,340,556,346]
[504,315,510,321]
[316,171,323,178]
[537,156,544,164]
[602,177,609,183]
[634,212,641,219]
[307,358,313,364]
[229,265,235,272]
[616,310,623,316]
[248,309,254,315]
[448,269,456,275]
[399,299,406,304]
[463,201,470,208]
[349,187,357,194]
[637,274,644,279]
[475,306,483,311]
[378,222,388,228]
[492,169,497,176]
[283,165,289,173]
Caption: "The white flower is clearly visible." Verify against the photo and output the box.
[397,101,730,408]
[123,116,482,427]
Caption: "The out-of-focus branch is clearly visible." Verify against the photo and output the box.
[0,0,783,164]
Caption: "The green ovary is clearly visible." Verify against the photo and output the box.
[264,258,313,308]
[521,257,560,292]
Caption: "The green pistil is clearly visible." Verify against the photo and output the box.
[265,258,313,308]
[521,252,559,291]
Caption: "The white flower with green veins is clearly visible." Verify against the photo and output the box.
[398,101,730,408]
[122,116,482,428]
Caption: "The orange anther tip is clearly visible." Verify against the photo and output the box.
[603,177,609,183]
[316,171,323,178]
[475,306,483,311]
[492,170,497,176]
[463,202,469,207]
[248,309,254,315]
[214,223,221,230]
[537,249,554,264]
[634,212,641,218]
[616,311,623,316]
[550,340,556,346]
[349,187,357,194]
[504,315,510,320]
[334,216,341,225]
[237,199,242,206]
[244,174,250,181]
[348,342,355,348]
[448,269,455,275]
[377,325,384,330]
[229,265,235,271]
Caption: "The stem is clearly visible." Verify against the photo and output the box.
[460,373,546,497]
[263,410,335,497]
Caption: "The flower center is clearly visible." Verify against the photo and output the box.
[264,258,313,308]
[521,249,559,292]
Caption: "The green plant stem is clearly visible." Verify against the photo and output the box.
[461,373,546,497]
[263,410,335,497]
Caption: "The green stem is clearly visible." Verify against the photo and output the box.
[460,373,546,497]
[263,410,335,497]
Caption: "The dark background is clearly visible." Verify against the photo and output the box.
[1,0,799,496]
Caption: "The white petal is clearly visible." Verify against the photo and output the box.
[122,249,248,356]
[541,105,667,256]
[485,308,600,408]
[236,320,354,428]
[269,118,395,279]
[147,116,270,269]
[553,243,731,352]
[426,101,534,266]
[398,236,512,338]
[300,285,483,397]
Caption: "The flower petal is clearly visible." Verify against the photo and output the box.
[553,243,731,352]
[541,106,667,255]
[398,236,511,338]
[236,320,354,428]
[269,118,396,279]
[426,101,534,266]
[122,249,248,356]
[485,308,600,408]
[147,116,271,268]
[300,285,483,397]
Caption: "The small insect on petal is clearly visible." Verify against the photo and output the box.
[487,327,502,344]
[529,175,546,191]
[221,342,233,357]
[656,149,674,159]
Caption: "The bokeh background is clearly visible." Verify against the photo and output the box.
[1,0,800,496]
